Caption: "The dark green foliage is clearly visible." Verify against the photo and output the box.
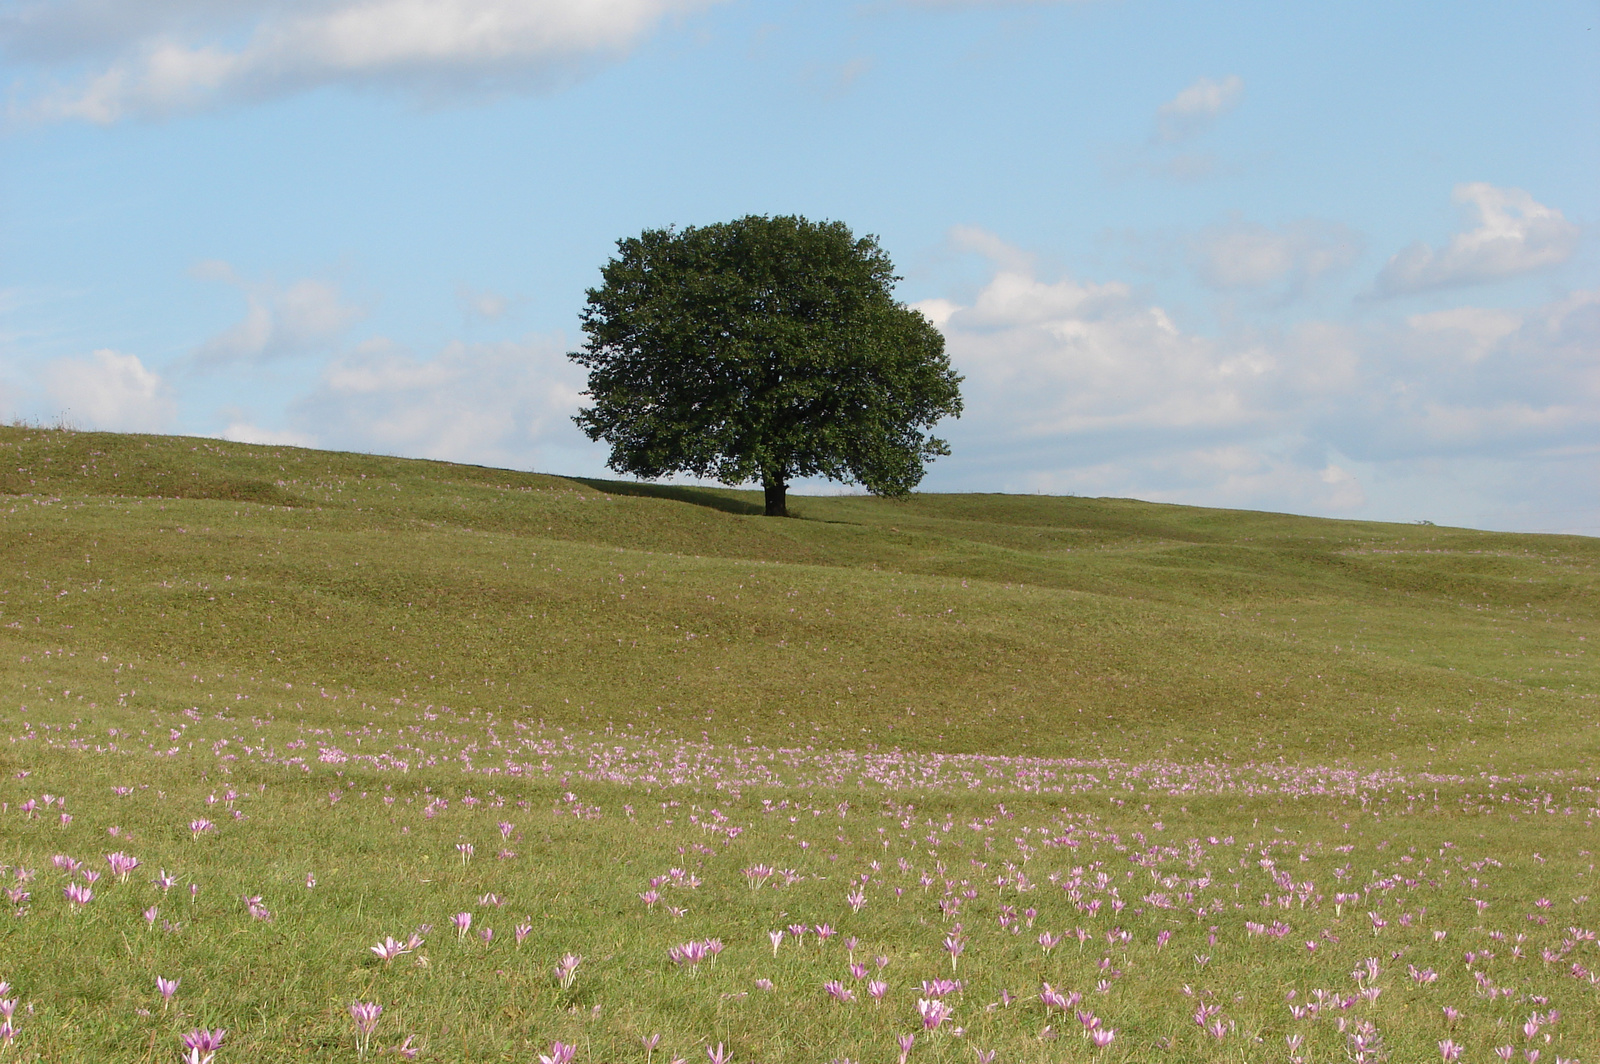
[570,215,963,515]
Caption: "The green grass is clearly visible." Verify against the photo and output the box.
[1,425,1597,1062]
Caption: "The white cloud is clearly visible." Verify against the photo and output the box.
[910,297,959,329]
[932,254,1266,441]
[1188,215,1363,296]
[218,420,316,447]
[191,261,365,366]
[922,228,1600,522]
[288,333,590,468]
[1153,74,1242,143]
[6,0,727,122]
[1373,184,1580,297]
[39,348,175,431]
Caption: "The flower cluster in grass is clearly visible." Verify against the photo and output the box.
[0,711,1597,1063]
[12,699,1600,821]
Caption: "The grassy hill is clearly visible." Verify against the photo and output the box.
[4,425,1599,1062]
[4,424,1595,772]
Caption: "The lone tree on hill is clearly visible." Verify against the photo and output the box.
[569,215,963,517]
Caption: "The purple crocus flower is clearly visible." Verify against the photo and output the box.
[180,1027,226,1064]
[538,1042,576,1064]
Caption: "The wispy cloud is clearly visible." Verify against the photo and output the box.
[457,285,514,322]
[1372,183,1580,297]
[5,0,728,123]
[1187,214,1363,300]
[1152,74,1242,144]
[1105,74,1245,183]
[189,261,366,367]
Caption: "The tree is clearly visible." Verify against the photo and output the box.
[570,215,963,517]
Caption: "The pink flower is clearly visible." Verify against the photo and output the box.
[452,912,472,938]
[538,1042,576,1064]
[897,1033,915,1064]
[824,980,855,1003]
[180,1027,226,1064]
[707,1043,731,1064]
[106,852,139,882]
[1090,1028,1116,1049]
[350,1001,382,1060]
[943,933,965,971]
[157,976,179,1009]
[917,998,951,1031]
[1439,1040,1464,1062]
[669,941,710,969]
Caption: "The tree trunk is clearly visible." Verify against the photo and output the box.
[763,474,789,517]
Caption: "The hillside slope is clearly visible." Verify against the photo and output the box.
[2,426,1595,772]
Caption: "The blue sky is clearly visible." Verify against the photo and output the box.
[2,0,1596,533]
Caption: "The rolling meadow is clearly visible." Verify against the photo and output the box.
[1,425,1597,1063]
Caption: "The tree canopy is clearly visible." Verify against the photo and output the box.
[570,215,963,516]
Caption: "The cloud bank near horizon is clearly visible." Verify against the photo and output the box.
[918,225,1597,524]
